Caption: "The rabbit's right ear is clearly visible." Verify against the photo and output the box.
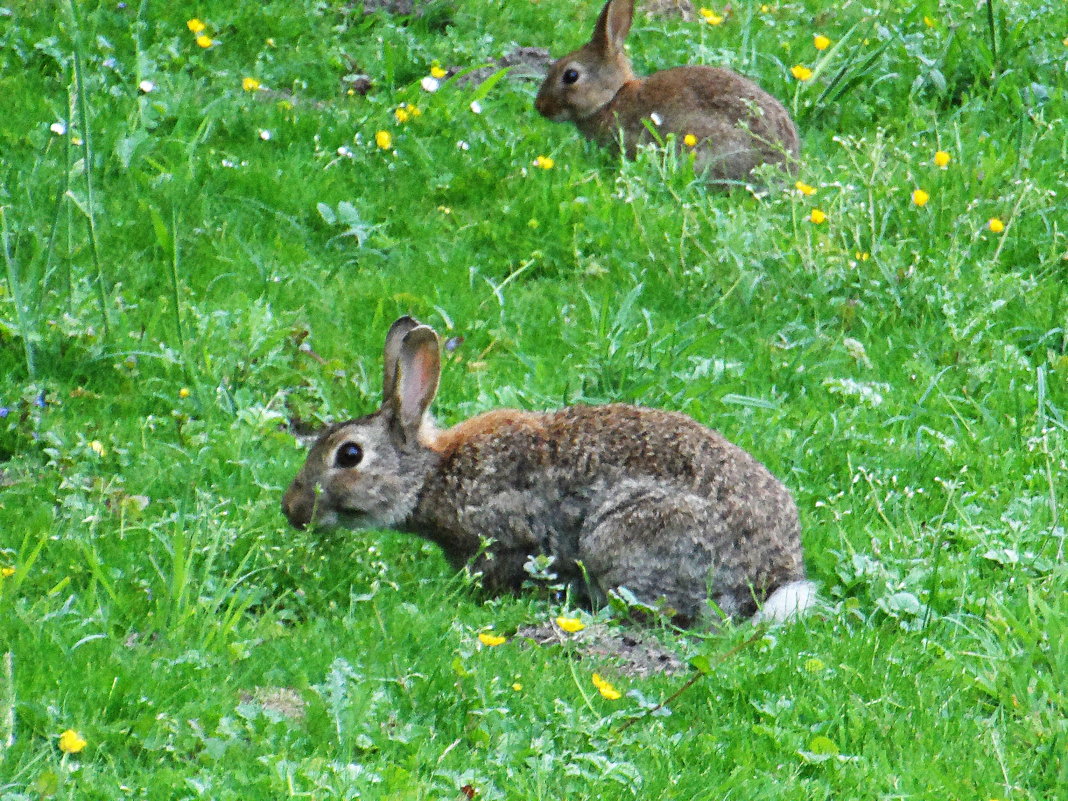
[390,325,441,443]
[382,315,421,404]
[591,0,633,56]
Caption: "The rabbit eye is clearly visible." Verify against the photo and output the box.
[334,442,363,469]
[562,68,580,85]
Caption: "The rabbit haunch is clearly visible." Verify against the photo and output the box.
[282,317,814,625]
[534,0,799,186]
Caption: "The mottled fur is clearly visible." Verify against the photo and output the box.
[283,317,813,625]
[534,0,799,187]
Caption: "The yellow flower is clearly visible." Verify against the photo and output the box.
[814,34,831,50]
[478,632,506,647]
[855,251,870,261]
[912,189,930,207]
[394,106,411,123]
[795,180,816,196]
[195,35,214,49]
[988,217,1005,233]
[186,18,206,34]
[430,65,447,79]
[699,8,724,25]
[592,673,622,700]
[266,37,276,47]
[804,657,826,673]
[178,387,190,398]
[923,15,936,28]
[683,133,698,147]
[59,729,87,754]
[759,3,770,11]
[375,130,392,150]
[1,566,15,578]
[934,150,951,168]
[791,64,813,81]
[555,616,585,633]
[89,440,106,456]
[533,155,555,170]
[809,208,827,224]
[511,682,523,691]
[242,77,261,92]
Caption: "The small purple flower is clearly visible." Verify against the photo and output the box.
[0,407,10,418]
[34,391,46,408]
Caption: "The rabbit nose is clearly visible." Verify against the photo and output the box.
[281,483,310,530]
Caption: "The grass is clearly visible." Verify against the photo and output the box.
[1,0,1066,797]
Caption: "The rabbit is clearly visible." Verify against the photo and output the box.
[282,316,815,625]
[534,0,800,187]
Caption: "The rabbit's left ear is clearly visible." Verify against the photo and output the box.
[591,0,633,56]
[383,315,422,404]
[391,325,441,442]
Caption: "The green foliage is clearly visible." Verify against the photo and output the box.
[1,0,1066,798]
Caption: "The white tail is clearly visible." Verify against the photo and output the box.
[752,580,817,624]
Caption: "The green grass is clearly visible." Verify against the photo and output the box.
[1,0,1066,797]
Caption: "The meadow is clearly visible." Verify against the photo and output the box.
[1,0,1066,797]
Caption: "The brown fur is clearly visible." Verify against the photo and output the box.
[282,317,812,625]
[535,0,799,186]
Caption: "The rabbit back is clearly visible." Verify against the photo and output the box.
[577,66,800,183]
[412,404,805,622]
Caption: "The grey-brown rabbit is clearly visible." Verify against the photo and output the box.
[534,0,800,187]
[282,316,815,625]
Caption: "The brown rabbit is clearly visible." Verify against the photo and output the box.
[282,316,815,625]
[534,0,800,187]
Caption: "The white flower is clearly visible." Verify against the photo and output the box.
[49,121,67,136]
[420,76,440,92]
[138,79,155,93]
[650,112,663,126]
[336,146,354,158]
[456,140,470,150]
[469,100,483,114]
[258,129,272,140]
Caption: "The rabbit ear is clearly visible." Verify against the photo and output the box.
[391,325,441,442]
[591,0,633,56]
[383,315,421,404]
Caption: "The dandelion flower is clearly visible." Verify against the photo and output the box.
[813,34,831,50]
[556,616,585,633]
[533,155,555,170]
[934,150,951,168]
[791,64,813,81]
[1,566,15,578]
[855,251,870,261]
[59,729,87,754]
[592,673,622,701]
[683,133,698,147]
[89,440,106,456]
[394,106,411,123]
[988,217,1005,233]
[698,8,724,25]
[912,189,930,207]
[195,34,214,49]
[178,387,191,399]
[809,208,826,224]
[795,180,816,196]
[478,632,506,647]
[923,16,936,28]
[186,18,206,34]
[242,77,261,92]
[375,130,392,150]
[511,682,523,692]
[421,76,440,93]
[430,65,447,79]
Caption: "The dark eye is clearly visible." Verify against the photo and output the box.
[562,68,580,85]
[335,442,363,469]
